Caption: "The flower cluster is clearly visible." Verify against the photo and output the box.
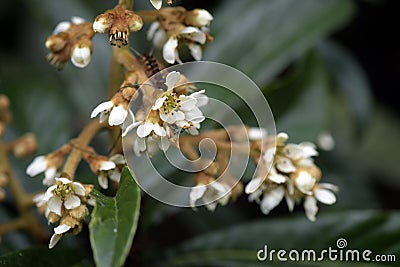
[45,17,95,69]
[123,71,208,156]
[245,132,338,221]
[147,7,213,64]
[33,176,93,248]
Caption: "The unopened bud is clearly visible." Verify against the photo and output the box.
[48,212,61,224]
[185,9,213,27]
[71,41,92,68]
[45,34,68,52]
[69,205,88,220]
[13,133,38,158]
[93,13,113,33]
[127,13,143,32]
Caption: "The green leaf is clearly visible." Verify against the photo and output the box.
[205,0,355,86]
[318,41,373,128]
[166,210,400,266]
[0,247,88,267]
[275,52,330,142]
[89,167,141,267]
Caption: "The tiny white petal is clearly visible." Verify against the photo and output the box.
[194,9,213,27]
[248,128,267,140]
[122,121,142,137]
[44,185,57,201]
[159,136,170,151]
[163,37,179,64]
[109,170,121,182]
[147,22,160,40]
[260,186,285,215]
[295,171,316,194]
[187,43,202,61]
[109,105,128,126]
[150,0,162,9]
[153,123,166,137]
[153,29,168,49]
[71,16,85,25]
[49,234,61,249]
[53,21,71,34]
[263,148,276,165]
[268,172,286,184]
[319,183,339,192]
[54,224,71,235]
[190,185,207,207]
[98,174,108,189]
[190,90,208,106]
[91,101,113,118]
[275,157,296,173]
[314,188,336,205]
[285,194,295,212]
[137,122,153,138]
[180,27,206,44]
[165,71,181,90]
[64,195,81,210]
[152,96,167,110]
[276,132,289,144]
[245,177,263,194]
[99,161,116,171]
[48,197,62,216]
[179,96,197,111]
[26,156,47,177]
[71,182,86,196]
[304,196,318,222]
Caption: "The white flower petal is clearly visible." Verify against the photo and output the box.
[26,156,47,177]
[109,105,128,126]
[180,27,206,44]
[245,177,264,194]
[263,148,276,165]
[44,185,57,201]
[304,196,318,222]
[179,96,197,111]
[91,101,113,118]
[163,37,178,64]
[71,182,86,196]
[122,121,142,137]
[49,234,61,249]
[319,183,339,192]
[190,185,207,207]
[158,136,170,151]
[275,157,296,173]
[152,95,167,110]
[109,170,121,182]
[194,9,213,27]
[71,16,85,25]
[153,123,166,137]
[53,21,71,34]
[187,43,202,61]
[268,172,286,184]
[248,128,267,140]
[64,195,81,210]
[99,161,116,171]
[314,188,336,205]
[110,154,125,165]
[150,0,162,9]
[137,122,153,138]
[153,29,168,49]
[260,186,285,215]
[98,174,108,189]
[165,71,181,90]
[276,132,289,144]
[285,194,295,212]
[190,90,208,106]
[54,224,71,235]
[48,196,63,216]
[71,46,91,68]
[147,22,160,40]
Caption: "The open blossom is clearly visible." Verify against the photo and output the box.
[43,177,86,216]
[123,71,208,156]
[245,132,338,221]
[26,155,58,186]
[148,23,208,64]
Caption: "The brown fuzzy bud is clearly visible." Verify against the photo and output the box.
[45,34,68,52]
[0,95,10,110]
[68,205,88,220]
[13,133,38,158]
[48,212,61,224]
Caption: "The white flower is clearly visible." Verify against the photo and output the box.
[260,186,285,215]
[91,101,134,126]
[150,0,162,9]
[148,23,206,64]
[294,171,316,195]
[283,143,318,161]
[49,224,71,249]
[43,177,86,216]
[26,155,58,186]
[71,45,91,68]
[97,155,125,189]
[190,182,231,211]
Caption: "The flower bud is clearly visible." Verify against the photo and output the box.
[0,95,10,110]
[93,13,113,33]
[69,205,88,220]
[127,13,143,32]
[13,133,37,158]
[45,34,68,52]
[70,42,92,68]
[185,9,213,27]
[292,170,316,195]
[0,172,8,187]
[47,212,61,224]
